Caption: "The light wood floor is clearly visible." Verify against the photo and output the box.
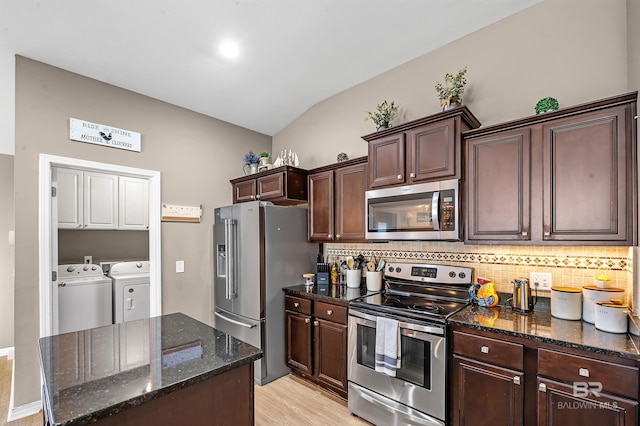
[1,356,367,425]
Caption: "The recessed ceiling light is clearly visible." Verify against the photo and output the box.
[219,40,240,59]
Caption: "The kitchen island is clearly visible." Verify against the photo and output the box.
[39,312,262,425]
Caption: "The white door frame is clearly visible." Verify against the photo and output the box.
[38,154,162,338]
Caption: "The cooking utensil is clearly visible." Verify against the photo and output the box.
[340,260,349,271]
[356,254,365,269]
[347,257,355,270]
[366,261,376,272]
[376,259,385,272]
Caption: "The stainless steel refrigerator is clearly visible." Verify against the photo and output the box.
[213,201,316,385]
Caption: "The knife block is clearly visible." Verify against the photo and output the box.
[316,263,330,285]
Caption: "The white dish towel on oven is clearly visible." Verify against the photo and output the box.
[374,317,401,377]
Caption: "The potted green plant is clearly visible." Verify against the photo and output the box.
[535,97,560,114]
[434,66,468,110]
[365,100,399,131]
[258,151,271,169]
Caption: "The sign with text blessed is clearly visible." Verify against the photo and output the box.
[69,118,141,152]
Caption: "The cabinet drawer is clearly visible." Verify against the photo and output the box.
[314,302,347,325]
[453,331,524,371]
[285,296,312,315]
[538,348,639,399]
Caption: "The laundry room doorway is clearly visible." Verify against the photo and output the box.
[38,154,162,337]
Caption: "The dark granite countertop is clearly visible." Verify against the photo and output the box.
[450,303,640,361]
[283,283,373,303]
[39,312,262,425]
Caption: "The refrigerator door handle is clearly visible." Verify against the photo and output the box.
[214,311,256,329]
[224,218,237,299]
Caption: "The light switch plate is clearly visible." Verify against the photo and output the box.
[176,260,185,273]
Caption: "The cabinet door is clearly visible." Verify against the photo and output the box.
[257,172,285,200]
[233,180,256,203]
[335,163,367,241]
[452,355,524,426]
[83,171,118,229]
[368,133,406,188]
[314,318,348,397]
[55,168,84,229]
[118,176,149,230]
[308,171,334,241]
[465,129,531,242]
[542,106,630,243]
[286,311,313,375]
[407,118,457,182]
[538,377,637,426]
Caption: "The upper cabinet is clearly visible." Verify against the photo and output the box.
[230,165,308,205]
[362,107,481,189]
[54,167,149,230]
[464,92,638,245]
[307,157,368,242]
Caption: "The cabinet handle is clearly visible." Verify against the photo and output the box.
[328,234,332,239]
[256,195,261,200]
[539,383,547,392]
[305,318,310,324]
[251,195,255,200]
[480,346,489,354]
[314,321,319,326]
[544,232,550,236]
[397,175,402,180]
[294,302,300,308]
[327,310,333,315]
[83,224,88,228]
[77,224,82,228]
[521,231,528,236]
[336,234,341,240]
[410,172,415,178]
[579,368,589,377]
[513,376,521,385]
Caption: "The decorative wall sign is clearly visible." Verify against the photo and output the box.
[69,118,141,152]
[161,204,202,223]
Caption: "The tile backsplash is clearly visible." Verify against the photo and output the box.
[326,242,633,304]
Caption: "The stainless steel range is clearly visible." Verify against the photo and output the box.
[348,262,473,426]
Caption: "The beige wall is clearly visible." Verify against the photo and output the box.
[274,0,630,168]
[57,230,149,265]
[13,57,270,406]
[0,154,14,350]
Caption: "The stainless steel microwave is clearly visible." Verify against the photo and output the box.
[365,179,459,241]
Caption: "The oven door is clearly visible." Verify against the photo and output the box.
[348,309,446,424]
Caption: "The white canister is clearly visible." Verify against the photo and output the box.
[366,271,383,292]
[346,269,361,288]
[550,287,582,320]
[594,301,629,334]
[582,286,625,324]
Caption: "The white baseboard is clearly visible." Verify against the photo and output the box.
[6,350,41,422]
[0,347,14,359]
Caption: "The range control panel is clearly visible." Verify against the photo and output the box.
[385,262,473,286]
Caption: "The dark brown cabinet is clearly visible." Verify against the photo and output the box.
[465,92,638,245]
[450,325,640,426]
[285,295,348,398]
[230,165,308,205]
[451,331,525,425]
[363,108,480,189]
[307,157,367,242]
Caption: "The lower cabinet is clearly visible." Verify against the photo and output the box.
[451,326,640,426]
[285,295,348,398]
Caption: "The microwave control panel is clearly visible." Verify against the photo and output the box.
[440,189,455,231]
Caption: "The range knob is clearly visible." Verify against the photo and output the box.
[458,272,466,279]
[136,262,143,268]
[449,271,456,278]
[66,266,75,273]
[396,267,402,273]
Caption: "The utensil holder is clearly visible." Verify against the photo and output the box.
[346,269,361,288]
[366,271,383,292]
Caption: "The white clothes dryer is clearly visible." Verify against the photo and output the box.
[58,264,113,334]
[109,261,151,323]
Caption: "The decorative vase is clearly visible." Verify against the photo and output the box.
[376,122,389,131]
[442,100,461,111]
[243,163,259,175]
[259,157,269,168]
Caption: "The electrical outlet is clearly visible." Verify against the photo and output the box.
[176,260,185,273]
[530,272,552,290]
[84,256,92,265]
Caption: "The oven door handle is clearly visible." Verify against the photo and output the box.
[431,190,440,231]
[349,309,444,336]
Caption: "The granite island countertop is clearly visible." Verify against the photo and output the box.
[449,303,640,361]
[39,312,263,425]
[283,283,373,304]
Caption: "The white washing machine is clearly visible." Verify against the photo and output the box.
[109,261,151,323]
[58,264,113,334]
